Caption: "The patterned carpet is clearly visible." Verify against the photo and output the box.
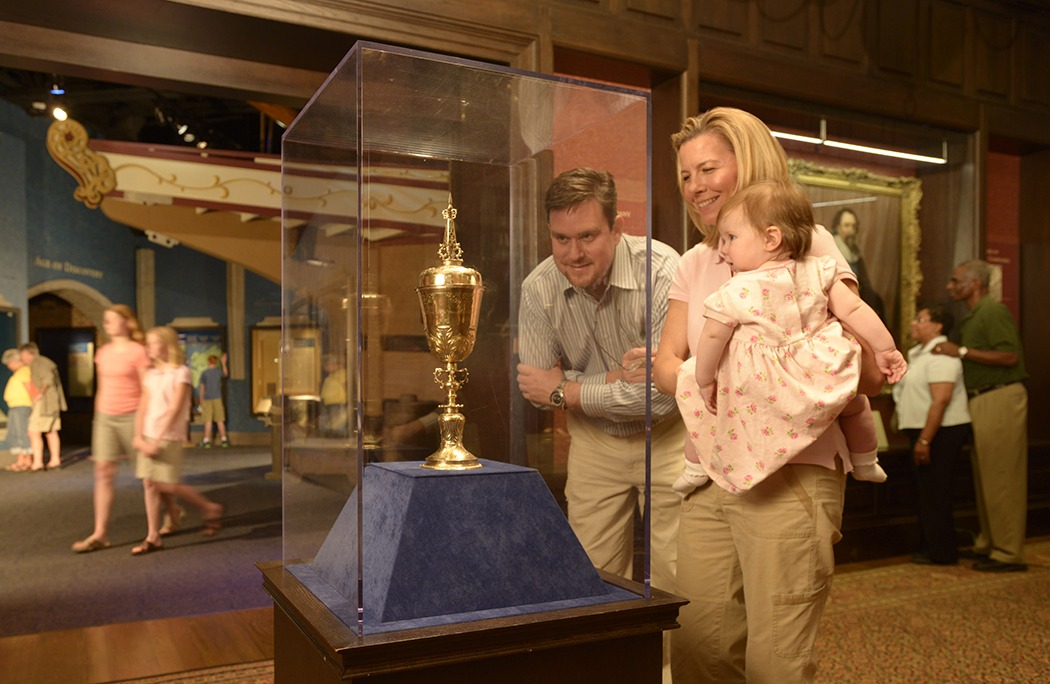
[110,540,1050,683]
[816,538,1050,683]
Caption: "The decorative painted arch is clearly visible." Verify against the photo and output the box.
[26,279,113,332]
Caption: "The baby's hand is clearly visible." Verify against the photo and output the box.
[877,349,907,384]
[699,381,718,414]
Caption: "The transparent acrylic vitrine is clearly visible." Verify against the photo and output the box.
[280,41,657,636]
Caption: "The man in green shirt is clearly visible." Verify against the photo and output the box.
[935,260,1028,572]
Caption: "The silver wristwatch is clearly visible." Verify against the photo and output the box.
[958,345,969,359]
[550,379,568,410]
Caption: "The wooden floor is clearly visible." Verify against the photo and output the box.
[0,607,274,684]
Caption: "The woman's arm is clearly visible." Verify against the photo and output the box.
[912,382,953,465]
[654,299,689,395]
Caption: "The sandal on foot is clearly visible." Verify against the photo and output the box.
[72,537,111,553]
[160,506,187,536]
[201,505,224,537]
[131,540,163,556]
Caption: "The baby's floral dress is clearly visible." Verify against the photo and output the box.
[675,256,859,494]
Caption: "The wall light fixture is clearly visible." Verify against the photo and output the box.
[771,118,947,165]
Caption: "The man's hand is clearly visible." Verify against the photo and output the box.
[617,347,649,384]
[516,363,565,406]
[931,341,961,357]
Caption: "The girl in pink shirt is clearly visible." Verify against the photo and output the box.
[130,326,222,555]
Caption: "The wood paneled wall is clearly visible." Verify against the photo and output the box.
[11,1,1030,139]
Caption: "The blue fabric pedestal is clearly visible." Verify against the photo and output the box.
[287,459,637,634]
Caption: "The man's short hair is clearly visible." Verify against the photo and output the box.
[958,259,992,290]
[544,168,618,228]
[2,349,19,365]
[18,342,39,355]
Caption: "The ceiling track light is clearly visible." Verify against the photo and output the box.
[771,118,947,165]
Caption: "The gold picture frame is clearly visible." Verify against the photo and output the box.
[789,159,923,349]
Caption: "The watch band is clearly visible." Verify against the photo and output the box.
[958,345,969,359]
[550,379,568,410]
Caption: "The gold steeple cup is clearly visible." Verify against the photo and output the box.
[416,195,485,470]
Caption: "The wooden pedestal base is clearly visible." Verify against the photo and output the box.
[260,561,684,683]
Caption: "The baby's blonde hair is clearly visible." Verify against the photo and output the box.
[717,180,814,260]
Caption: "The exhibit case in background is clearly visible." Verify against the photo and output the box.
[274,43,676,665]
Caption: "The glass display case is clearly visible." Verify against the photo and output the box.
[280,42,656,636]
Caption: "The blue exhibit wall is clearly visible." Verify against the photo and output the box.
[0,98,280,438]
[23,113,140,304]
[154,245,281,436]
[0,107,31,338]
[0,121,28,421]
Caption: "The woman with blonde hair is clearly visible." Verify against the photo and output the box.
[654,107,886,682]
[73,305,181,553]
[130,326,222,555]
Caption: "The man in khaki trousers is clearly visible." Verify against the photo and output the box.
[935,260,1028,572]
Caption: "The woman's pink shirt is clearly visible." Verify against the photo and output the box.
[95,341,151,416]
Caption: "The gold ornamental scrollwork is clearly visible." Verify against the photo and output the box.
[46,118,116,209]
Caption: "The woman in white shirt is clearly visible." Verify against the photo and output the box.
[893,304,972,565]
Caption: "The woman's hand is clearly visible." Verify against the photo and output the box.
[913,439,931,466]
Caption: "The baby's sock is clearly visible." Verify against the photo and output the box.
[673,459,709,497]
[851,449,887,483]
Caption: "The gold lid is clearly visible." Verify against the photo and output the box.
[418,194,483,290]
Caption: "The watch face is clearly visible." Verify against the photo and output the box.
[550,390,564,407]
